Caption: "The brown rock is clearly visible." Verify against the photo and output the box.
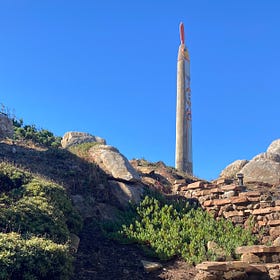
[213,198,231,206]
[275,200,280,206]
[223,210,244,219]
[186,181,205,189]
[239,191,261,197]
[270,227,280,239]
[269,269,280,280]
[252,206,280,215]
[241,253,261,263]
[230,196,248,204]
[267,220,280,226]
[273,237,280,246]
[236,245,280,254]
[196,262,228,271]
[221,184,243,192]
[203,200,214,207]
[194,271,220,280]
[223,270,248,280]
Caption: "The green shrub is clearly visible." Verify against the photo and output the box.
[0,177,82,243]
[116,196,256,264]
[12,118,62,148]
[0,163,82,279]
[0,232,72,280]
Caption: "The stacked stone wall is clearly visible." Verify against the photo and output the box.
[176,179,280,245]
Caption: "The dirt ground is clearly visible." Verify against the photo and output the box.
[72,220,197,280]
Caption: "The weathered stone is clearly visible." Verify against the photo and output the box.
[224,270,248,280]
[245,264,267,273]
[270,227,280,239]
[268,220,280,226]
[231,216,244,224]
[230,196,248,205]
[267,139,280,157]
[141,260,162,272]
[269,268,280,280]
[186,181,204,189]
[258,220,266,227]
[61,131,106,148]
[273,237,280,246]
[247,197,261,202]
[194,271,220,280]
[241,253,261,263]
[196,262,228,271]
[108,181,144,208]
[213,198,231,206]
[240,154,280,185]
[221,191,236,199]
[275,200,280,206]
[236,245,280,254]
[219,159,249,179]
[223,210,244,219]
[207,241,226,261]
[239,191,261,197]
[89,145,140,182]
[252,206,280,215]
[203,200,213,207]
[0,114,13,139]
[209,188,223,194]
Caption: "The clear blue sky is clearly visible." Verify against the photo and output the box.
[0,1,279,180]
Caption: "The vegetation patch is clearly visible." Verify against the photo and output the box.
[13,118,62,148]
[68,142,101,158]
[107,195,257,264]
[0,232,72,280]
[0,163,82,279]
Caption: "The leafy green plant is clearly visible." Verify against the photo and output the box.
[0,163,82,279]
[113,195,256,264]
[0,232,72,280]
[12,118,62,148]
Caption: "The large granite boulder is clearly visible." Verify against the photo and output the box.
[267,139,280,157]
[220,139,280,185]
[61,131,106,148]
[240,140,280,185]
[89,145,140,182]
[219,159,249,179]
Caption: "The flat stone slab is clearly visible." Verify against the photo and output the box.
[186,181,205,189]
[252,206,280,215]
[196,261,280,273]
[236,245,280,254]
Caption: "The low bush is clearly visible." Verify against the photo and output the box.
[0,232,72,280]
[114,195,256,264]
[13,118,62,148]
[0,163,82,279]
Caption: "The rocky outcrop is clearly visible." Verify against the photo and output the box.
[0,114,13,139]
[240,140,280,185]
[108,181,144,209]
[61,131,106,148]
[89,145,140,182]
[219,139,280,185]
[219,159,248,179]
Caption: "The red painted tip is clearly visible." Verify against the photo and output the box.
[179,22,185,44]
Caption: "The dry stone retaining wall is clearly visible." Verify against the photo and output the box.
[177,179,280,245]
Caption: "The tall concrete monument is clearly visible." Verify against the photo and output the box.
[175,22,193,174]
